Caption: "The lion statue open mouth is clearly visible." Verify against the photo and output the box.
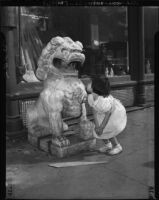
[36,36,85,80]
[27,36,94,147]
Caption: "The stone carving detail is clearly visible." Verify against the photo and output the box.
[36,36,85,81]
[27,36,94,147]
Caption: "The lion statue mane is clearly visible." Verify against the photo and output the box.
[27,36,95,147]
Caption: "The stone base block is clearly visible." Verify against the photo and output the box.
[28,133,96,158]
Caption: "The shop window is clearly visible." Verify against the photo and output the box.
[144,7,158,74]
[18,6,129,83]
[87,7,129,77]
[18,7,47,83]
[18,7,90,83]
[80,7,129,78]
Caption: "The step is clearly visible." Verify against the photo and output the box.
[28,132,96,158]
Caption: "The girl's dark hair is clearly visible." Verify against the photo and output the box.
[91,77,110,97]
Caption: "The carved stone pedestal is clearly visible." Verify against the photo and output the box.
[28,129,96,158]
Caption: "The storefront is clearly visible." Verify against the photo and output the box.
[2,6,157,135]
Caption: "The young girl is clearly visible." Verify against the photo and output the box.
[86,77,127,155]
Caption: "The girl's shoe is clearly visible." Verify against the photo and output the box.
[107,144,123,155]
[98,142,112,153]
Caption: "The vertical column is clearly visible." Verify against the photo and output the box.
[3,7,19,116]
[2,7,24,136]
[128,7,146,105]
[6,29,20,116]
[126,9,129,73]
[138,7,146,105]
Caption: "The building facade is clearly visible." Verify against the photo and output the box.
[2,6,157,135]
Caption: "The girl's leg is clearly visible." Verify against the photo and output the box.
[109,137,119,146]
[108,137,123,155]
[98,139,112,153]
[103,139,110,144]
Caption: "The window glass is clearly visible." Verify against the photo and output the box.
[18,6,129,83]
[97,7,129,77]
[144,7,159,74]
[19,7,48,83]
[18,6,90,83]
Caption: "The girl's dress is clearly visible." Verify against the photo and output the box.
[88,94,127,140]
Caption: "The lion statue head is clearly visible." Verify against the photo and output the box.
[36,36,85,81]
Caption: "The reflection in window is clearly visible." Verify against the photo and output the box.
[19,7,48,83]
[18,7,129,83]
[95,7,129,77]
[144,7,158,74]
[18,7,90,83]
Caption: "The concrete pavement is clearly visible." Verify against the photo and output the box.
[6,107,154,199]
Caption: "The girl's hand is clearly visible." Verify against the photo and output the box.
[95,126,103,136]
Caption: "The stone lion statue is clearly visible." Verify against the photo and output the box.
[27,36,95,147]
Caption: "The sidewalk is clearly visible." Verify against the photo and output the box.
[6,107,154,199]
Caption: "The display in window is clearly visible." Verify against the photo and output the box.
[92,42,128,77]
[18,6,130,82]
[144,7,158,74]
[19,7,48,83]
[96,7,129,77]
[145,59,152,74]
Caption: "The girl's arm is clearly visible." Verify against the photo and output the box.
[92,109,111,136]
[92,109,102,136]
[100,111,111,130]
[92,109,99,127]
[95,111,111,136]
